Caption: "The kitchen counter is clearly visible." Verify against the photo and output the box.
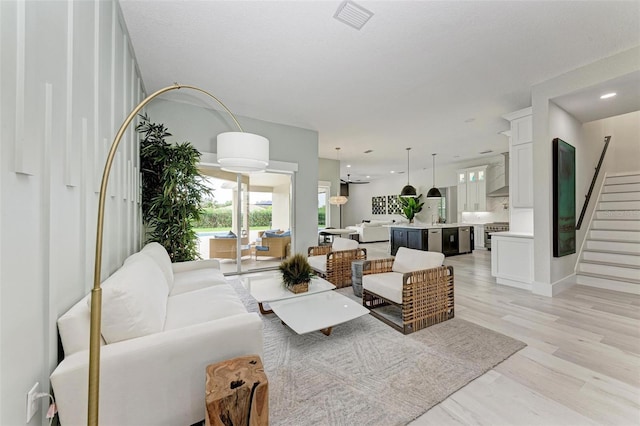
[388,224,474,256]
[387,223,464,229]
[490,231,533,238]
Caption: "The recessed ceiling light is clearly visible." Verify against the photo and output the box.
[346,164,351,168]
[334,1,374,30]
[366,175,370,178]
[600,92,616,99]
[390,171,395,174]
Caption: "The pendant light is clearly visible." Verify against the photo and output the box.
[427,153,442,198]
[400,147,417,197]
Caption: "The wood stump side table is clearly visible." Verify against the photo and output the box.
[205,355,268,426]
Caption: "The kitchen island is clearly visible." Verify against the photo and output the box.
[387,224,474,256]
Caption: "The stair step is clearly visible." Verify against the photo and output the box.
[592,220,640,231]
[580,258,640,270]
[578,262,640,281]
[582,251,640,267]
[585,240,640,254]
[594,210,640,220]
[600,192,640,202]
[606,174,640,185]
[603,183,640,193]
[576,273,640,295]
[599,200,640,211]
[590,230,640,242]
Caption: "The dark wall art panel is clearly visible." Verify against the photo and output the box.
[553,138,576,257]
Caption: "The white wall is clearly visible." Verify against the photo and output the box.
[0,1,144,424]
[584,110,640,174]
[548,102,584,283]
[531,46,640,296]
[147,99,319,254]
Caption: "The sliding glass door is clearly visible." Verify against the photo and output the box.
[197,166,293,274]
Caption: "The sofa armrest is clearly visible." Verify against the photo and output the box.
[308,245,332,256]
[362,258,395,276]
[50,313,263,426]
[172,258,221,273]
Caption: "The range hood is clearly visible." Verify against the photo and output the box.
[487,153,509,197]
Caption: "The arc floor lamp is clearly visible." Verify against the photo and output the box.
[88,83,268,425]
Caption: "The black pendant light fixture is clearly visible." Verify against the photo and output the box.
[400,147,417,197]
[427,153,442,199]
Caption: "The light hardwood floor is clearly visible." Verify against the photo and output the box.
[396,247,640,425]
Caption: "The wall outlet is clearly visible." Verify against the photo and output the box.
[26,382,39,422]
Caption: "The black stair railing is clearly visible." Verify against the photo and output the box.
[576,135,611,230]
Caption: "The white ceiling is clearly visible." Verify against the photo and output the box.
[119,0,640,181]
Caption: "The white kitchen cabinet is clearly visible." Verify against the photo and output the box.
[511,142,533,207]
[457,166,487,213]
[502,107,534,209]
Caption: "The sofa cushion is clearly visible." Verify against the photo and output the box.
[307,255,326,274]
[170,267,226,296]
[97,254,168,344]
[140,242,174,292]
[362,272,403,304]
[164,285,247,330]
[332,237,358,251]
[392,247,444,274]
[214,230,236,238]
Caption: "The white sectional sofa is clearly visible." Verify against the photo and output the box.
[50,242,263,426]
[346,220,393,242]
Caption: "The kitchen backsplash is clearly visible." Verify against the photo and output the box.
[461,196,509,223]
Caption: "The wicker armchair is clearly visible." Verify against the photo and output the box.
[209,237,250,260]
[307,237,366,288]
[360,248,454,334]
[255,233,291,260]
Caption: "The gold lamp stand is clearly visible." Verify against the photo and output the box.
[88,83,246,425]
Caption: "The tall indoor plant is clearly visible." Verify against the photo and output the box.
[398,194,424,223]
[137,114,211,261]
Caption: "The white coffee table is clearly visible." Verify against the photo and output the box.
[269,291,369,336]
[243,273,335,314]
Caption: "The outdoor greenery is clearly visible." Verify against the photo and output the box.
[137,114,211,262]
[279,254,314,287]
[398,194,424,223]
[192,206,273,229]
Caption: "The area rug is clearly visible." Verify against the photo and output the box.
[228,279,525,426]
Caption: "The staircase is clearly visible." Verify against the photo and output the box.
[576,172,640,294]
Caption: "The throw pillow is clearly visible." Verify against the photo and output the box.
[91,255,168,344]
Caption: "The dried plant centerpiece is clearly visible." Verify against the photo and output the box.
[279,254,314,293]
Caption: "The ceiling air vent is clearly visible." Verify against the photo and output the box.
[364,149,373,154]
[334,1,373,30]
[479,150,493,155]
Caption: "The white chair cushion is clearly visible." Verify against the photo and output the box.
[96,254,168,344]
[392,247,444,274]
[141,242,175,292]
[164,285,247,330]
[332,237,358,251]
[307,255,326,274]
[362,272,404,304]
[170,268,226,296]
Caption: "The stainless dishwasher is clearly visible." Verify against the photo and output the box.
[458,226,471,254]
[427,228,442,253]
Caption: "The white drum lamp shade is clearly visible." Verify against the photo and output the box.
[217,132,270,173]
[329,195,348,205]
